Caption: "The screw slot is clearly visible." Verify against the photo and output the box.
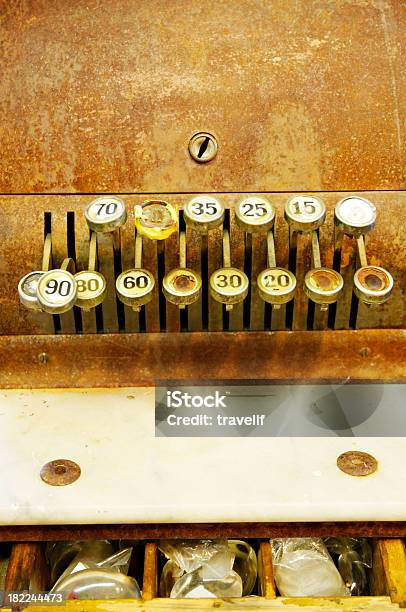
[189,132,218,163]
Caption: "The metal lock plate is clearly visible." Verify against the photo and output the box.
[335,196,376,236]
[116,268,155,309]
[209,267,249,305]
[184,195,225,232]
[304,268,344,304]
[85,196,127,233]
[163,268,202,306]
[257,267,296,305]
[284,195,326,231]
[134,200,178,240]
[18,271,44,311]
[188,132,218,163]
[75,271,107,310]
[37,269,78,314]
[235,196,275,233]
[354,265,393,304]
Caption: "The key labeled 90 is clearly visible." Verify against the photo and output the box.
[209,267,249,306]
[116,269,155,310]
[37,269,77,314]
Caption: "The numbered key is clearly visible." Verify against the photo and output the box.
[284,195,326,232]
[210,267,249,308]
[134,200,178,240]
[235,196,275,233]
[85,196,127,233]
[257,267,296,306]
[18,271,45,311]
[75,270,107,310]
[304,268,343,305]
[184,195,225,232]
[37,269,77,314]
[335,196,376,237]
[353,265,393,305]
[163,268,202,307]
[116,268,155,310]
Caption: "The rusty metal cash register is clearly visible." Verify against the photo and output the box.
[0,0,406,609]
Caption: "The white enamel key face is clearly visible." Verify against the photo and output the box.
[116,268,155,309]
[284,195,326,231]
[235,196,275,233]
[184,196,225,232]
[37,269,77,314]
[163,268,202,306]
[18,271,45,311]
[75,270,107,310]
[304,267,344,305]
[209,267,249,305]
[354,265,393,305]
[257,267,296,305]
[335,196,376,236]
[85,196,127,233]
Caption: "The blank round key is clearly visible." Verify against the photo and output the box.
[210,267,249,307]
[335,196,376,236]
[85,196,127,233]
[184,195,225,232]
[116,268,155,310]
[257,267,296,305]
[284,195,326,232]
[354,265,393,305]
[75,270,107,310]
[37,269,77,314]
[235,196,275,233]
[163,268,202,306]
[18,271,45,311]
[304,267,344,305]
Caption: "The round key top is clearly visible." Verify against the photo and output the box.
[335,196,376,236]
[75,270,107,310]
[304,267,344,304]
[257,267,296,305]
[134,200,178,240]
[354,265,393,305]
[163,268,202,306]
[116,268,155,310]
[37,269,77,314]
[284,195,326,231]
[184,195,225,232]
[235,196,275,233]
[209,267,249,306]
[85,196,127,233]
[18,271,45,311]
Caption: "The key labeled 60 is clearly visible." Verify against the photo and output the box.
[116,269,155,309]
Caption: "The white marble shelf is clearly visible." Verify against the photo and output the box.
[0,388,405,525]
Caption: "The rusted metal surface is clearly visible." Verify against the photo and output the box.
[0,329,405,388]
[40,459,81,487]
[2,192,405,336]
[2,522,406,542]
[337,451,378,477]
[0,1,405,193]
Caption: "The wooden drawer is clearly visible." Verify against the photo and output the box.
[2,535,406,610]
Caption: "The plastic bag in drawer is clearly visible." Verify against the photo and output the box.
[159,539,243,598]
[271,537,350,597]
[324,537,372,595]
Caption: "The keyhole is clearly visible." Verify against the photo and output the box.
[197,136,210,159]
